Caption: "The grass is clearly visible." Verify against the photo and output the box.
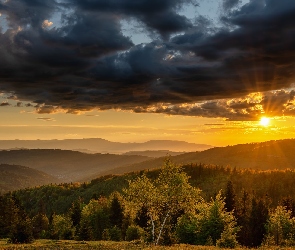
[1,240,295,250]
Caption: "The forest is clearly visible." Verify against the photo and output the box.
[1,159,295,248]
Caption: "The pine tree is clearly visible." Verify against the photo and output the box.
[235,190,251,246]
[69,198,82,228]
[249,197,269,247]
[224,181,235,212]
[109,192,124,228]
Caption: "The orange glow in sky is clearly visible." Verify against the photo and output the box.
[1,98,295,147]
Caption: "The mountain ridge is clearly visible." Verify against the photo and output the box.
[0,138,212,154]
[0,149,151,182]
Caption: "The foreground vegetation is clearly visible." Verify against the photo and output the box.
[2,159,295,248]
[1,240,295,250]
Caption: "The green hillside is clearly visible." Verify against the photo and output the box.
[11,162,295,217]
[96,139,295,177]
[0,164,58,193]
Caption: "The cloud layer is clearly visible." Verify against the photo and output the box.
[0,0,295,120]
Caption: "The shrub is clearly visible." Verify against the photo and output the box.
[126,225,144,241]
[102,226,121,241]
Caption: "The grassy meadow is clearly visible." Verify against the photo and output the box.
[0,240,295,250]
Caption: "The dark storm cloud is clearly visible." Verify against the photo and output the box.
[71,0,195,38]
[223,0,240,11]
[0,0,295,120]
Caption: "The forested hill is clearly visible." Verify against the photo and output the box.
[0,164,58,193]
[11,163,295,218]
[98,138,295,176]
[0,149,150,182]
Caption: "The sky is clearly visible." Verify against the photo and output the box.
[1,0,295,146]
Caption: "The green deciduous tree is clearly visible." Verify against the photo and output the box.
[124,159,201,245]
[32,213,49,239]
[78,197,110,240]
[264,206,295,246]
[51,214,74,240]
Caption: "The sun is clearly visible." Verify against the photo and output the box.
[260,117,270,127]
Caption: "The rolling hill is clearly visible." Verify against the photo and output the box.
[0,164,58,193]
[94,139,295,177]
[0,149,151,182]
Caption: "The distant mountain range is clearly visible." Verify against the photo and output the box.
[0,164,58,193]
[0,149,150,182]
[0,138,212,154]
[122,150,183,158]
[2,139,295,192]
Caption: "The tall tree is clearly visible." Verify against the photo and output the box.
[235,190,251,246]
[32,213,49,239]
[78,197,110,240]
[109,192,124,228]
[69,198,83,228]
[249,197,269,247]
[124,159,201,245]
[176,192,239,247]
[50,214,74,240]
[265,206,295,246]
[224,181,235,212]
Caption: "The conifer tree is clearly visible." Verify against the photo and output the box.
[235,190,251,246]
[224,181,235,212]
[249,197,269,247]
[109,192,124,228]
[69,198,83,228]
